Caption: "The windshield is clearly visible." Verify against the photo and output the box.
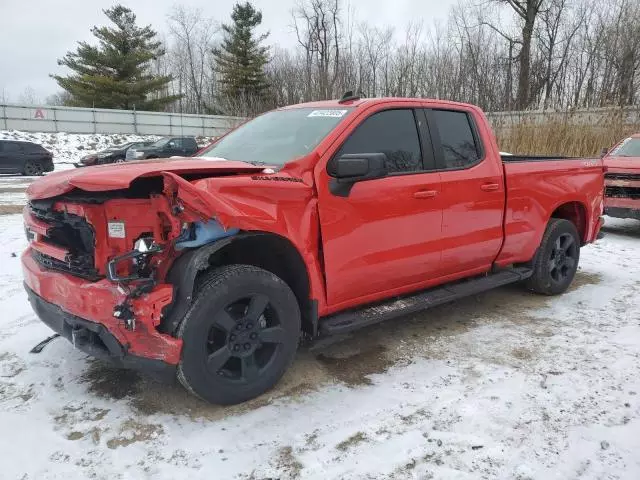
[610,138,640,157]
[199,107,353,166]
[150,138,171,148]
[110,143,132,151]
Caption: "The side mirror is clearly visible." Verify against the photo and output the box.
[332,153,388,182]
[167,141,176,149]
[329,153,388,197]
[600,147,608,158]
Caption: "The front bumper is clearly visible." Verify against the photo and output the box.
[604,197,640,219]
[25,285,176,382]
[22,248,182,377]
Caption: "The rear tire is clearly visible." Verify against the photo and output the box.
[177,264,301,405]
[23,160,44,176]
[526,218,580,295]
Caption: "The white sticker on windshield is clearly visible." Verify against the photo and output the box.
[307,109,348,118]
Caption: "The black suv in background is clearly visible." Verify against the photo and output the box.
[0,140,54,176]
[126,137,199,160]
[76,141,154,167]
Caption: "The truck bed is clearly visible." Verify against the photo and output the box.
[496,156,604,267]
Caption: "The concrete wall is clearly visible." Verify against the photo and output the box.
[4,102,640,136]
[0,103,246,137]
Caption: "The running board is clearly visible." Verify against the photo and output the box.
[319,268,533,336]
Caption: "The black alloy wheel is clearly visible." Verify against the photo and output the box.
[177,265,300,405]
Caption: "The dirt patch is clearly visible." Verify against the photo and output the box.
[0,205,24,215]
[602,223,640,239]
[81,361,142,400]
[568,271,603,292]
[0,352,25,378]
[129,352,329,421]
[336,431,368,451]
[511,347,533,360]
[106,419,164,449]
[316,344,393,387]
[399,408,430,425]
[0,380,34,403]
[274,446,304,479]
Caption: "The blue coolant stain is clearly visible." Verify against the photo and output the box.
[175,219,238,250]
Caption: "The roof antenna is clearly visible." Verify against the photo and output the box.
[339,90,361,104]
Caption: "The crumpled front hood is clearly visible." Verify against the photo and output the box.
[27,158,267,200]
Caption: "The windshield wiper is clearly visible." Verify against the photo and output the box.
[245,161,270,166]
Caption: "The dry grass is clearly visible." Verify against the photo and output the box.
[494,111,640,157]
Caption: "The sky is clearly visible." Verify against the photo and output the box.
[0,0,456,102]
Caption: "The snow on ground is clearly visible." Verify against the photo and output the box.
[0,130,163,170]
[0,129,214,208]
[0,130,215,171]
[1,207,640,479]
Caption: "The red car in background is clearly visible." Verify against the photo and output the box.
[603,134,640,220]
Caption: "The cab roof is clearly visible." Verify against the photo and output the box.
[279,97,477,111]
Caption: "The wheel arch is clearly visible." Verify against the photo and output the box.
[161,232,316,337]
[550,201,588,245]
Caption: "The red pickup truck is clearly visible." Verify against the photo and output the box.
[602,133,640,219]
[22,96,604,404]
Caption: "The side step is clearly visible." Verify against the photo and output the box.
[319,267,533,336]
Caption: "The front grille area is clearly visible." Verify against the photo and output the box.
[29,202,101,280]
[605,173,640,181]
[605,186,640,199]
[31,250,101,281]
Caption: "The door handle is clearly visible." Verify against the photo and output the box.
[413,190,438,199]
[481,183,500,192]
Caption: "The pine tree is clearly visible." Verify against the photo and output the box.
[52,5,181,110]
[213,2,270,101]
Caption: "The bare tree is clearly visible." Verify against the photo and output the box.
[156,0,640,113]
[167,6,217,113]
[292,0,342,100]
[18,86,41,105]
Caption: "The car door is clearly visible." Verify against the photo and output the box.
[169,138,186,156]
[0,142,26,172]
[316,106,444,309]
[184,138,199,155]
[425,108,504,276]
[0,142,8,171]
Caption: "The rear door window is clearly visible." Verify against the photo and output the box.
[428,110,481,169]
[23,143,44,153]
[2,142,23,154]
[338,109,423,174]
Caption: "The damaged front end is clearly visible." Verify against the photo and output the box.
[23,161,320,379]
[22,174,242,376]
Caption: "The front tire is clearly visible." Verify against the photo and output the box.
[527,218,581,295]
[23,160,44,176]
[177,265,301,405]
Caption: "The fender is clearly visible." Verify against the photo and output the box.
[161,235,240,334]
[160,232,320,336]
